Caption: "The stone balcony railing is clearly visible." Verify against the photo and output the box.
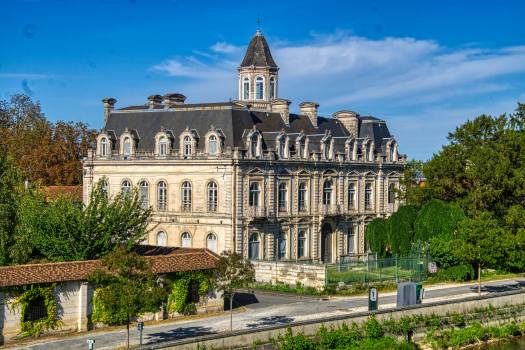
[245,206,267,217]
[318,204,341,215]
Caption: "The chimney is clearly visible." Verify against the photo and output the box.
[299,102,320,127]
[332,110,360,137]
[102,98,116,126]
[163,93,186,108]
[271,99,292,125]
[147,95,163,109]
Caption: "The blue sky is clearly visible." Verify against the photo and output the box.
[2,0,525,161]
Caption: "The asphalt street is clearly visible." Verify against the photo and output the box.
[5,278,525,350]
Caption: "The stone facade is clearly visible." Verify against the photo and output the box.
[251,261,326,289]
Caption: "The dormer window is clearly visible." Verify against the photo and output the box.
[389,142,396,162]
[243,77,250,100]
[256,77,264,100]
[349,142,355,160]
[366,143,371,161]
[251,135,259,157]
[279,138,286,158]
[300,139,306,158]
[210,135,217,155]
[124,137,131,156]
[160,136,167,156]
[184,136,192,156]
[270,77,275,101]
[101,138,108,156]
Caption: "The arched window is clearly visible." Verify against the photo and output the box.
[124,137,131,156]
[181,181,191,212]
[277,231,286,259]
[389,142,395,161]
[348,227,355,254]
[249,182,260,207]
[256,77,263,100]
[323,181,333,205]
[349,142,354,161]
[365,183,373,209]
[269,77,275,101]
[348,183,356,210]
[365,142,371,161]
[184,136,192,156]
[243,77,250,100]
[278,183,287,212]
[279,138,286,158]
[102,181,108,198]
[206,233,217,253]
[207,182,218,212]
[324,141,330,159]
[140,181,149,208]
[388,184,396,204]
[298,183,307,212]
[251,135,258,157]
[300,138,306,158]
[249,233,260,260]
[157,181,167,211]
[298,231,306,258]
[181,232,191,248]
[121,180,131,197]
[209,135,218,155]
[157,231,167,246]
[159,136,167,156]
[101,138,108,156]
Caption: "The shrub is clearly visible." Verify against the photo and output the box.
[414,199,466,242]
[365,217,389,257]
[389,205,417,256]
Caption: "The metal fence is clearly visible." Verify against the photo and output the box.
[327,253,433,286]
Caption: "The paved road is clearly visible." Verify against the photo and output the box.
[7,278,525,350]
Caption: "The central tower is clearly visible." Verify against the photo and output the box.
[238,30,279,110]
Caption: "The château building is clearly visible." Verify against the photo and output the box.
[83,29,407,263]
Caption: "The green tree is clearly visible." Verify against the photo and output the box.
[388,205,416,256]
[212,251,255,332]
[365,217,389,257]
[87,245,171,348]
[407,158,424,171]
[414,199,466,242]
[453,213,505,295]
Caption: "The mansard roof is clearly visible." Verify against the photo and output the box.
[105,102,392,155]
[240,30,278,68]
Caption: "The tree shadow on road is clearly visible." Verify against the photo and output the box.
[246,316,294,328]
[471,280,525,294]
[146,326,214,344]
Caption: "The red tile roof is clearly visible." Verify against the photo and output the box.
[44,185,83,202]
[0,247,219,288]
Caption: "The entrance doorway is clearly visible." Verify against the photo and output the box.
[321,223,333,263]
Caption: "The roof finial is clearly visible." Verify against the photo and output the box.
[257,15,260,33]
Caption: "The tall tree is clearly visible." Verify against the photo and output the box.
[212,251,255,332]
[87,245,171,348]
[388,205,417,256]
[365,217,389,257]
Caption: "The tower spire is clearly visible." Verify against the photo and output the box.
[257,15,260,33]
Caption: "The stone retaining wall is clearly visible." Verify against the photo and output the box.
[251,261,326,289]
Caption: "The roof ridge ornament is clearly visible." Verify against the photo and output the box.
[124,127,129,133]
[185,126,190,132]
[211,124,216,131]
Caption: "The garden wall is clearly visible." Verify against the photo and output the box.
[251,261,326,289]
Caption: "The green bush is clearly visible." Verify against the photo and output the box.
[389,205,417,256]
[365,217,389,257]
[436,264,476,282]
[414,199,466,242]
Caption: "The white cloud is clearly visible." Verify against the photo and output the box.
[210,42,241,54]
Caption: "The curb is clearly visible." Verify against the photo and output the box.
[238,288,330,300]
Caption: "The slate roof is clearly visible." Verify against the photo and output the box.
[0,246,219,287]
[105,104,393,155]
[240,31,278,68]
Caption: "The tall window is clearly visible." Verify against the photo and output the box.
[157,231,167,246]
[140,181,149,208]
[256,77,263,100]
[206,233,217,253]
[184,136,192,156]
[209,135,218,155]
[388,184,396,204]
[102,181,108,198]
[207,182,218,212]
[348,183,356,210]
[365,143,371,161]
[159,136,167,156]
[251,135,258,157]
[243,77,250,100]
[270,77,275,100]
[124,137,131,156]
[298,231,306,258]
[249,182,260,207]
[323,181,333,205]
[389,142,395,161]
[101,138,108,156]
[279,138,286,158]
[349,142,354,160]
[300,138,306,158]
[277,231,286,259]
[182,181,191,212]
[298,183,307,212]
[249,233,260,260]
[181,232,191,248]
[324,141,330,159]
[365,183,373,209]
[278,183,287,212]
[157,181,167,211]
[121,180,131,197]
[348,227,355,254]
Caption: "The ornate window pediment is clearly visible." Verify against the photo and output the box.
[119,127,138,157]
[154,126,174,157]
[276,129,289,159]
[205,125,224,156]
[246,126,262,158]
[179,127,199,157]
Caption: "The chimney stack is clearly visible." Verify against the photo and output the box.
[163,93,186,108]
[332,110,360,136]
[299,102,320,127]
[102,98,117,126]
[271,99,292,125]
[147,95,163,109]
